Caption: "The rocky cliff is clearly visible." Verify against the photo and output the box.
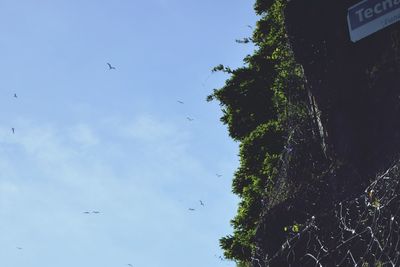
[252,0,400,265]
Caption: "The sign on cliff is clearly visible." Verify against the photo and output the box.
[348,0,400,42]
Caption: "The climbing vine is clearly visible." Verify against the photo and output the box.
[208,0,309,265]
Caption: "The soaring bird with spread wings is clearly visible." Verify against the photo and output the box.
[107,63,116,70]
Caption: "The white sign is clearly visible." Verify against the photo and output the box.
[348,0,400,42]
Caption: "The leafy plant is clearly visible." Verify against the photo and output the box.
[208,0,308,265]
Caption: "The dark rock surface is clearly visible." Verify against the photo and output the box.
[253,1,400,265]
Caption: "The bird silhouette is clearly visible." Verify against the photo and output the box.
[186,117,194,121]
[107,63,116,70]
[11,128,15,134]
[16,247,22,250]
[127,264,133,267]
[199,200,204,206]
[92,211,100,214]
[216,174,222,177]
[83,211,90,214]
[13,93,17,98]
[188,208,195,211]
[177,100,184,104]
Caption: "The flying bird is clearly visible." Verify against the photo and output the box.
[127,264,133,267]
[107,63,116,70]
[11,128,15,134]
[188,208,195,211]
[16,247,22,250]
[216,174,222,177]
[199,200,204,206]
[83,211,90,214]
[177,100,184,104]
[13,93,17,98]
[92,211,100,214]
[214,254,224,261]
[247,25,253,29]
[186,117,194,121]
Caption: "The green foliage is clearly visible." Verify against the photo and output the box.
[254,0,275,15]
[284,222,302,233]
[236,262,252,267]
[235,38,252,44]
[211,64,232,74]
[208,0,307,265]
[207,65,277,141]
[233,122,283,197]
[372,199,381,209]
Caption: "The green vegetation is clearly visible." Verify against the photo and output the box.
[208,0,309,265]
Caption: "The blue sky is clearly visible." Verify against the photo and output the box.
[0,1,257,266]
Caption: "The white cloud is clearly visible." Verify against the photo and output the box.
[69,123,99,147]
[0,114,236,267]
[119,114,187,142]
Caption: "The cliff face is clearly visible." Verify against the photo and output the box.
[286,0,400,174]
[253,0,400,265]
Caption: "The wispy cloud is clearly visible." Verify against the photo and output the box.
[69,123,100,147]
[120,114,185,142]
[0,114,236,266]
